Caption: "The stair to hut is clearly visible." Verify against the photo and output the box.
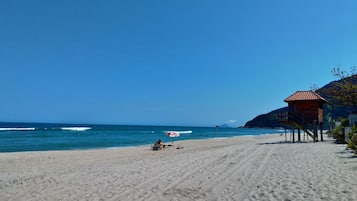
[278,112,317,142]
[291,121,315,140]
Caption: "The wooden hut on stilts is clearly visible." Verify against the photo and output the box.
[279,90,327,142]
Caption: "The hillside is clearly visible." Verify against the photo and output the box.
[244,107,288,128]
[244,78,353,128]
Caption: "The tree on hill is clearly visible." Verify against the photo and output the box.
[323,66,357,113]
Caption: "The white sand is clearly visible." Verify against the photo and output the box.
[1,134,356,201]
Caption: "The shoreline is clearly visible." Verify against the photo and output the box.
[0,132,283,154]
[1,134,356,200]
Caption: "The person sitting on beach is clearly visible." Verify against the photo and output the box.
[153,139,164,151]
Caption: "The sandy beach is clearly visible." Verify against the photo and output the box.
[1,134,356,201]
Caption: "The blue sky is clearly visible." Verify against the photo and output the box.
[1,0,356,127]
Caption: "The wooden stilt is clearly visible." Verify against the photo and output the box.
[298,128,301,142]
[307,132,309,141]
[320,123,323,142]
[292,126,295,143]
[314,122,318,142]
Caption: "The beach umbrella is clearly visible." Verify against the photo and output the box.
[166,131,180,144]
[167,131,180,137]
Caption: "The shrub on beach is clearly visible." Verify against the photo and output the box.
[347,137,357,152]
[333,119,357,152]
[347,126,357,153]
[332,119,349,144]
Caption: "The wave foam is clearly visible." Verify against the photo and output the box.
[61,127,92,131]
[0,127,36,131]
[164,130,192,134]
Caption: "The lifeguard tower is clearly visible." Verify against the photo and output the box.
[279,90,327,142]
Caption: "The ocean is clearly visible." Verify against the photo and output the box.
[0,123,283,152]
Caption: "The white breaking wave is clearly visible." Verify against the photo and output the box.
[61,127,92,131]
[164,130,193,134]
[0,127,36,131]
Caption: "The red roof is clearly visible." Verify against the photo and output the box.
[284,90,327,103]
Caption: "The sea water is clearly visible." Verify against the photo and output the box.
[0,123,283,152]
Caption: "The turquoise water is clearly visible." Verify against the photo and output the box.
[0,123,283,152]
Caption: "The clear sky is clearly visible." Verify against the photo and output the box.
[1,0,356,127]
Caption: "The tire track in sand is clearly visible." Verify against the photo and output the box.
[233,143,276,201]
[157,143,262,201]
[108,148,217,201]
[158,142,275,201]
